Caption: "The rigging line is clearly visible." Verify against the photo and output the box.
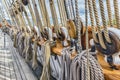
[99,0,111,43]
[113,0,120,29]
[68,0,74,20]
[14,1,27,30]
[88,0,98,43]
[49,0,59,33]
[19,1,32,29]
[31,0,43,38]
[27,1,37,28]
[60,0,68,27]
[75,0,82,53]
[85,0,90,80]
[106,0,113,27]
[7,0,20,28]
[71,0,75,20]
[2,0,14,25]
[56,0,64,26]
[42,0,51,28]
[64,0,70,19]
[92,0,106,49]
[38,0,47,27]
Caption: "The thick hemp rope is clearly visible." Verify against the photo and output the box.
[85,0,90,79]
[113,0,120,29]
[49,0,59,33]
[31,0,42,38]
[88,0,98,43]
[106,0,113,27]
[99,0,111,43]
[60,0,68,27]
[75,0,82,53]
[69,50,105,80]
[38,0,47,27]
[92,0,106,49]
[39,0,51,28]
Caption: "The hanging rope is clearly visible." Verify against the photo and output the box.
[99,0,111,43]
[49,0,59,33]
[106,0,113,27]
[92,0,106,49]
[38,0,47,27]
[71,0,76,20]
[85,0,90,79]
[75,0,82,53]
[38,0,51,28]
[88,0,98,43]
[64,0,70,19]
[61,0,68,27]
[31,0,43,38]
[43,0,51,28]
[113,0,120,29]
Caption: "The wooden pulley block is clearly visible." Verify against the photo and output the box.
[51,39,63,56]
[67,20,76,39]
[95,30,120,55]
[22,0,29,5]
[59,27,70,46]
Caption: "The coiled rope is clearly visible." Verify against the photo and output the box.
[70,50,105,80]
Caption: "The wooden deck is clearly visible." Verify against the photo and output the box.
[0,30,37,80]
[97,53,120,80]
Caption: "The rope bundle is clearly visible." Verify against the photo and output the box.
[70,50,104,80]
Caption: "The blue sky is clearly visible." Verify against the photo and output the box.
[0,0,120,25]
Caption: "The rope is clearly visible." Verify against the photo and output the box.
[68,0,74,20]
[99,0,111,43]
[61,0,68,27]
[40,0,51,28]
[49,0,59,33]
[27,3,37,28]
[92,0,106,49]
[85,0,90,80]
[31,0,42,38]
[106,0,113,27]
[113,0,120,29]
[38,0,47,27]
[70,50,105,80]
[75,0,82,53]
[71,0,76,20]
[88,0,98,43]
[64,0,70,19]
